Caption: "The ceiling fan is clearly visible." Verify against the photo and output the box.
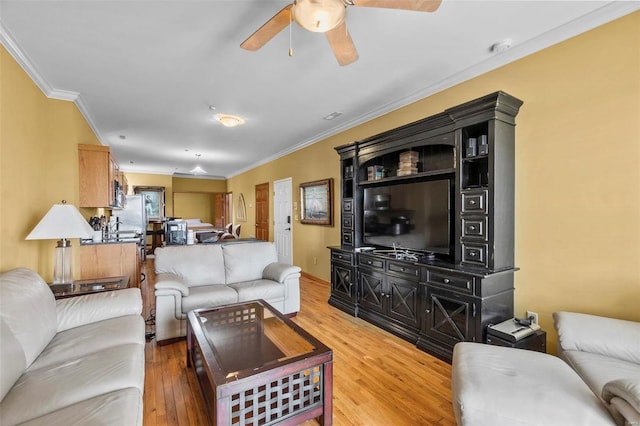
[240,0,442,66]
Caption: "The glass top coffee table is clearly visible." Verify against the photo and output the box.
[187,300,333,425]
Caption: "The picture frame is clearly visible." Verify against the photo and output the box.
[300,178,333,225]
[133,186,165,222]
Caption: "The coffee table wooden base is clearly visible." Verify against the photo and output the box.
[187,301,333,425]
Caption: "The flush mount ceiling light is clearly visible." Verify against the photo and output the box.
[190,154,207,175]
[215,114,245,128]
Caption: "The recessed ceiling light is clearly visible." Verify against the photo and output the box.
[215,114,245,128]
[324,112,342,120]
[209,105,216,111]
[119,135,126,140]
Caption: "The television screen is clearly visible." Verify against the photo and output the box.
[363,179,451,255]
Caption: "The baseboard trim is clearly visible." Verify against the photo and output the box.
[301,271,329,286]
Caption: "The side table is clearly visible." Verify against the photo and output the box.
[49,276,130,299]
[486,329,547,353]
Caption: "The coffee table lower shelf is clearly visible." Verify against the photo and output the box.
[187,301,333,425]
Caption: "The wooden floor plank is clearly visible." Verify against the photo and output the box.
[141,257,455,425]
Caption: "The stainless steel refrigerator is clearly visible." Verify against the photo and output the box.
[112,194,147,257]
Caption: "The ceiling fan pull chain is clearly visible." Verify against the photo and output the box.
[289,10,294,57]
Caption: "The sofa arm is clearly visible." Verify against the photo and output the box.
[602,379,640,426]
[262,263,301,283]
[56,288,142,332]
[553,312,640,364]
[155,273,190,296]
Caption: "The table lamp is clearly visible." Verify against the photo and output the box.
[26,200,94,284]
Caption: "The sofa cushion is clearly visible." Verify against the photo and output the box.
[563,350,640,399]
[29,315,145,371]
[56,287,142,332]
[17,388,142,426]
[181,285,239,313]
[0,319,26,401]
[155,245,226,286]
[0,268,57,368]
[0,343,144,425]
[228,279,285,303]
[223,242,278,285]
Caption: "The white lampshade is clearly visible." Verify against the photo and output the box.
[292,0,346,33]
[26,203,93,240]
[26,202,93,284]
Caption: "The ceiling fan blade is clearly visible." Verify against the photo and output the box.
[325,21,359,66]
[240,4,293,51]
[351,0,442,13]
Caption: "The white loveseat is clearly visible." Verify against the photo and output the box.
[0,268,145,426]
[154,241,301,343]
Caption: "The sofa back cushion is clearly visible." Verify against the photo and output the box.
[0,319,26,401]
[223,242,278,285]
[155,245,226,286]
[0,268,57,368]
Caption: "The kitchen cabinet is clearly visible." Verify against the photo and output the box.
[78,144,124,208]
[79,242,140,288]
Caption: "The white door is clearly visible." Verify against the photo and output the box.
[273,178,293,265]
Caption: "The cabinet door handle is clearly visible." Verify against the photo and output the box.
[469,200,477,205]
[381,292,385,297]
[469,226,476,231]
[443,278,450,284]
[401,267,406,272]
[367,261,372,265]
[470,252,477,257]
[426,309,431,314]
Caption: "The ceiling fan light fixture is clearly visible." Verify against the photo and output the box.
[215,113,246,128]
[293,0,346,33]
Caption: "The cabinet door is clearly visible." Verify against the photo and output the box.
[387,276,419,328]
[358,269,385,314]
[422,287,476,347]
[331,263,355,302]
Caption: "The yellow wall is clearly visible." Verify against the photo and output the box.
[1,13,638,354]
[0,47,101,281]
[227,12,640,353]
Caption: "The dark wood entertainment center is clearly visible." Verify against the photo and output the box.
[329,91,523,362]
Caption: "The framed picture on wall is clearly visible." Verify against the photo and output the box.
[300,178,333,225]
[134,186,165,222]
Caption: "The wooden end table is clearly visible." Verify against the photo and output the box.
[187,300,333,425]
[49,276,130,299]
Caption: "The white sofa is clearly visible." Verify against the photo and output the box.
[0,268,145,426]
[451,312,640,426]
[154,241,301,343]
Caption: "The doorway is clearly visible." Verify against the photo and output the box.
[255,183,269,241]
[273,178,293,265]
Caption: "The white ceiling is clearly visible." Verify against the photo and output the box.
[1,1,638,179]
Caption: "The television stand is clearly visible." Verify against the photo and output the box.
[329,91,522,362]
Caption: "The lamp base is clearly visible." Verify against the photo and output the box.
[53,239,74,284]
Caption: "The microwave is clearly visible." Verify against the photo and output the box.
[165,220,187,245]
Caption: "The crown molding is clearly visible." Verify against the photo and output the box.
[0,20,107,146]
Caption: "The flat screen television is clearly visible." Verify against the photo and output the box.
[363,179,452,256]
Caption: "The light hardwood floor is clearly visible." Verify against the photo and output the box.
[141,258,456,426]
